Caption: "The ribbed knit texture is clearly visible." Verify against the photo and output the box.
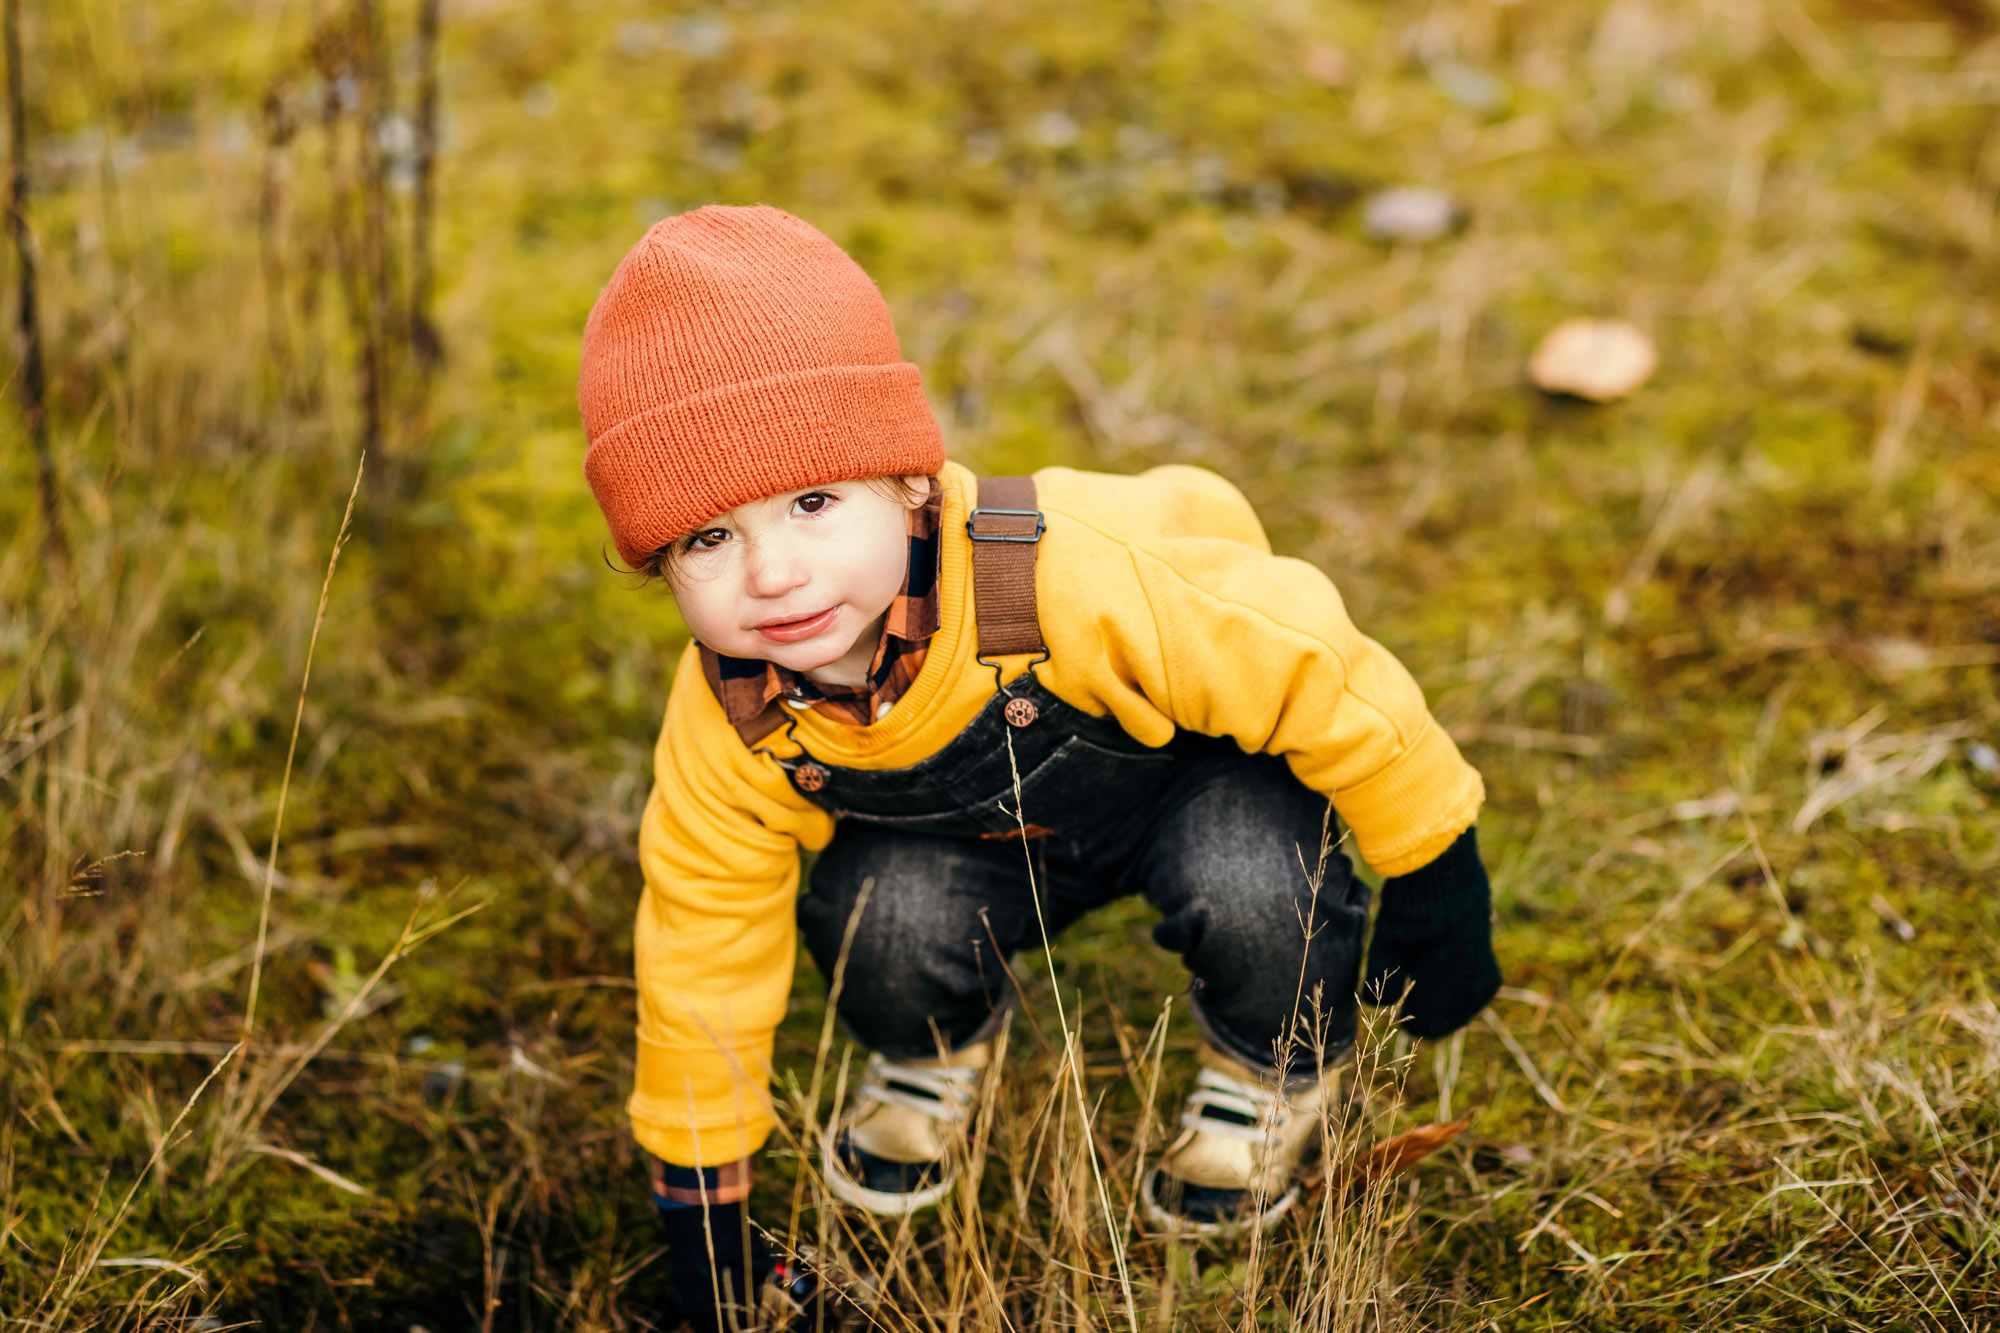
[1364,826,1501,1038]
[579,205,946,564]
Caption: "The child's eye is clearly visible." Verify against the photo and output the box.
[793,491,835,516]
[684,527,731,552]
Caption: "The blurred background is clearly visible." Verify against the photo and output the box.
[3,0,1997,1328]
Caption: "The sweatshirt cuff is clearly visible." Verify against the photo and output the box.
[629,1029,778,1166]
[631,1103,776,1168]
[1332,717,1485,876]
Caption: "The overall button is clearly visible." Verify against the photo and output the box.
[794,763,829,792]
[1003,697,1039,728]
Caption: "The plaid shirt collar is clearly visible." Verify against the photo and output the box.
[699,485,944,746]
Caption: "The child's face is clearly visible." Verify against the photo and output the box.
[666,477,929,677]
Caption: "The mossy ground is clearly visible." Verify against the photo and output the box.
[3,0,1998,1329]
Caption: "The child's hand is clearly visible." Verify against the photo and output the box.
[1363,826,1501,1039]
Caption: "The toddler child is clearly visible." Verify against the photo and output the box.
[577,205,1501,1329]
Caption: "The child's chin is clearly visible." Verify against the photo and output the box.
[778,642,852,673]
[753,636,850,674]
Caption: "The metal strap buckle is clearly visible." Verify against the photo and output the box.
[965,507,1045,543]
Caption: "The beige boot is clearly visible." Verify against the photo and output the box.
[821,1042,992,1215]
[1140,1043,1339,1235]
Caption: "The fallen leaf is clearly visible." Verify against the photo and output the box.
[1358,1114,1474,1175]
[1302,1114,1472,1193]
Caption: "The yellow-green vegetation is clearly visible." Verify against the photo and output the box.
[5,0,1998,1327]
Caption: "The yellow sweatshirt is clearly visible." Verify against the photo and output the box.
[630,461,1483,1165]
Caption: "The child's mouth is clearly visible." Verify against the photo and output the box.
[754,608,838,644]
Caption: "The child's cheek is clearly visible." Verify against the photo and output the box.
[670,578,738,649]
[807,511,870,584]
[828,505,904,601]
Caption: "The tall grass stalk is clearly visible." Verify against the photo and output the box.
[1003,724,1142,1333]
[240,452,363,1044]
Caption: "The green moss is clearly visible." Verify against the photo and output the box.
[6,0,1999,1326]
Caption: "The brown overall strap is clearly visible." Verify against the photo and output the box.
[967,476,1047,661]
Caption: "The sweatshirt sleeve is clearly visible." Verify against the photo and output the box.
[628,646,836,1166]
[1038,518,1482,878]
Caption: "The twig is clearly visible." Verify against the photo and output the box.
[354,0,394,519]
[259,86,297,379]
[508,974,638,995]
[409,0,443,380]
[4,0,65,571]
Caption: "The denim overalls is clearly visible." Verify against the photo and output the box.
[772,479,1370,1078]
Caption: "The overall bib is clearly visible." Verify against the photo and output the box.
[780,479,1371,1077]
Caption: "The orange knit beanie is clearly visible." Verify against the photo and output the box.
[578,204,945,566]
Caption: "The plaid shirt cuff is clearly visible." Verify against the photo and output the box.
[648,1155,753,1210]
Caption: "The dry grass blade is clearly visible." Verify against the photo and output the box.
[1000,723,1140,1333]
[1481,1009,1570,1114]
[35,1044,240,1324]
[1793,714,1974,833]
[209,883,489,1188]
[240,449,365,1042]
[243,1142,372,1196]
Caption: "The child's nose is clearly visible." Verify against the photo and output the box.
[743,539,809,597]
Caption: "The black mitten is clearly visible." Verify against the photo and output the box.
[1363,825,1501,1038]
[658,1198,771,1333]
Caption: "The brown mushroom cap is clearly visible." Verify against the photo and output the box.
[1529,318,1658,402]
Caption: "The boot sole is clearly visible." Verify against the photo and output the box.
[819,1132,958,1216]
[1138,1169,1302,1237]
